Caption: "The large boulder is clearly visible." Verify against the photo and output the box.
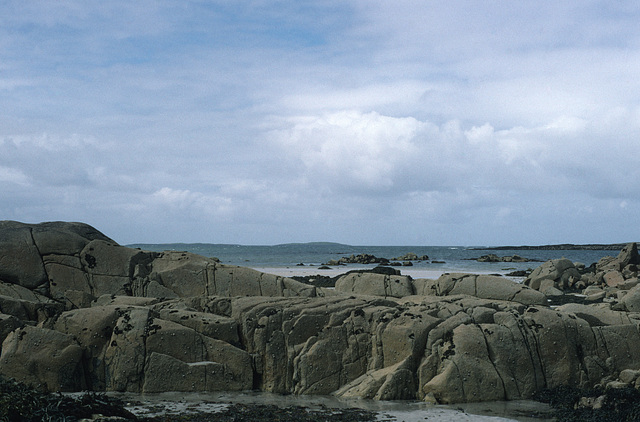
[597,243,640,272]
[31,221,113,255]
[80,240,156,297]
[334,272,414,298]
[0,325,85,391]
[0,280,63,322]
[142,317,253,393]
[418,302,640,403]
[52,301,253,393]
[0,220,317,304]
[155,305,241,346]
[620,284,640,312]
[557,303,637,326]
[414,273,546,305]
[0,225,48,290]
[524,258,581,291]
[144,252,316,298]
[0,221,116,293]
[142,351,250,393]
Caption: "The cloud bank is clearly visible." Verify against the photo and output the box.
[1,1,639,245]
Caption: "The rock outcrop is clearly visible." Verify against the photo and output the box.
[524,244,640,302]
[325,253,390,266]
[392,252,429,261]
[413,273,547,305]
[3,221,640,405]
[325,253,429,267]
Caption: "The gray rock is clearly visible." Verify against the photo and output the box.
[598,243,639,272]
[621,284,640,312]
[0,313,23,346]
[0,325,85,391]
[0,280,63,322]
[7,220,640,405]
[335,272,414,298]
[619,368,640,384]
[525,258,580,291]
[557,303,634,326]
[0,226,48,289]
[416,273,546,305]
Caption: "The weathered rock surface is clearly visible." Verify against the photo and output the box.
[414,273,547,305]
[4,221,640,405]
[524,243,640,304]
[335,272,414,298]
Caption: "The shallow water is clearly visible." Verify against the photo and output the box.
[128,242,617,276]
[111,391,554,421]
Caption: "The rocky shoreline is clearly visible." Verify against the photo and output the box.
[2,221,640,420]
[0,376,555,421]
[0,375,386,422]
[323,252,430,267]
[474,243,632,251]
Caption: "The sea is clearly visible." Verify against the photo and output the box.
[127,242,619,279]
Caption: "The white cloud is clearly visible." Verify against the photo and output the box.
[1,1,640,244]
[150,187,234,217]
[271,107,640,208]
[0,166,30,186]
[3,133,100,151]
[279,81,432,114]
[273,111,424,192]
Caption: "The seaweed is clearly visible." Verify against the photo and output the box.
[147,403,386,422]
[535,385,640,422]
[0,375,137,422]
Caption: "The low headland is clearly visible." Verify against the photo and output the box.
[2,221,640,421]
[474,243,632,251]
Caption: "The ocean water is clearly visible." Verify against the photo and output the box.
[116,391,554,421]
[127,242,619,276]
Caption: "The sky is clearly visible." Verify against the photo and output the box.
[2,1,640,246]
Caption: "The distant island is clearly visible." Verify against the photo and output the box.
[474,243,633,251]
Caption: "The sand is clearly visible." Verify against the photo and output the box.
[251,266,525,282]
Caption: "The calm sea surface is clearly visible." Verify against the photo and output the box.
[127,242,619,275]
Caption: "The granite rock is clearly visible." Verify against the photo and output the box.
[4,221,640,405]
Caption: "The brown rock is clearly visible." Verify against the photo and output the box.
[603,270,625,287]
[335,272,414,298]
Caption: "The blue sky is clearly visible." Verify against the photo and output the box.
[2,1,640,245]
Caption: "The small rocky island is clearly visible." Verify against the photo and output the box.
[323,252,429,266]
[1,221,640,409]
[471,253,541,263]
